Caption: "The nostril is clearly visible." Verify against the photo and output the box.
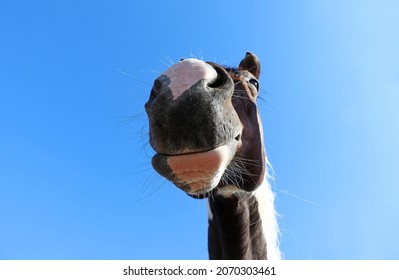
[149,89,157,101]
[149,79,162,101]
[234,134,241,141]
[207,64,228,89]
[208,74,223,88]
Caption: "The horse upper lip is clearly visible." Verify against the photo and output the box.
[154,132,242,158]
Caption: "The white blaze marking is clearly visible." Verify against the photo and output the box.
[162,59,218,100]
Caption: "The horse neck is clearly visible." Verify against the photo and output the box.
[207,180,280,260]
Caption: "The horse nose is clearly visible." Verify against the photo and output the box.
[144,58,236,155]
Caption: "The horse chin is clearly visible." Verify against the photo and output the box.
[186,189,214,199]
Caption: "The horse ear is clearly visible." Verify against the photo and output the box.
[238,52,261,79]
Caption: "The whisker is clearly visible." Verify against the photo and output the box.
[117,68,154,86]
[233,157,263,169]
[138,172,168,200]
[232,95,251,101]
[224,161,245,188]
[160,54,175,68]
[114,113,147,128]
[277,188,321,207]
[133,166,154,176]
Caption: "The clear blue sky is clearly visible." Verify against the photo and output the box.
[1,0,398,259]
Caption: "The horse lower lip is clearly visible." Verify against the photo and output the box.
[152,143,237,196]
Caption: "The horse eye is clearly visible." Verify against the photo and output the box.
[248,79,259,91]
